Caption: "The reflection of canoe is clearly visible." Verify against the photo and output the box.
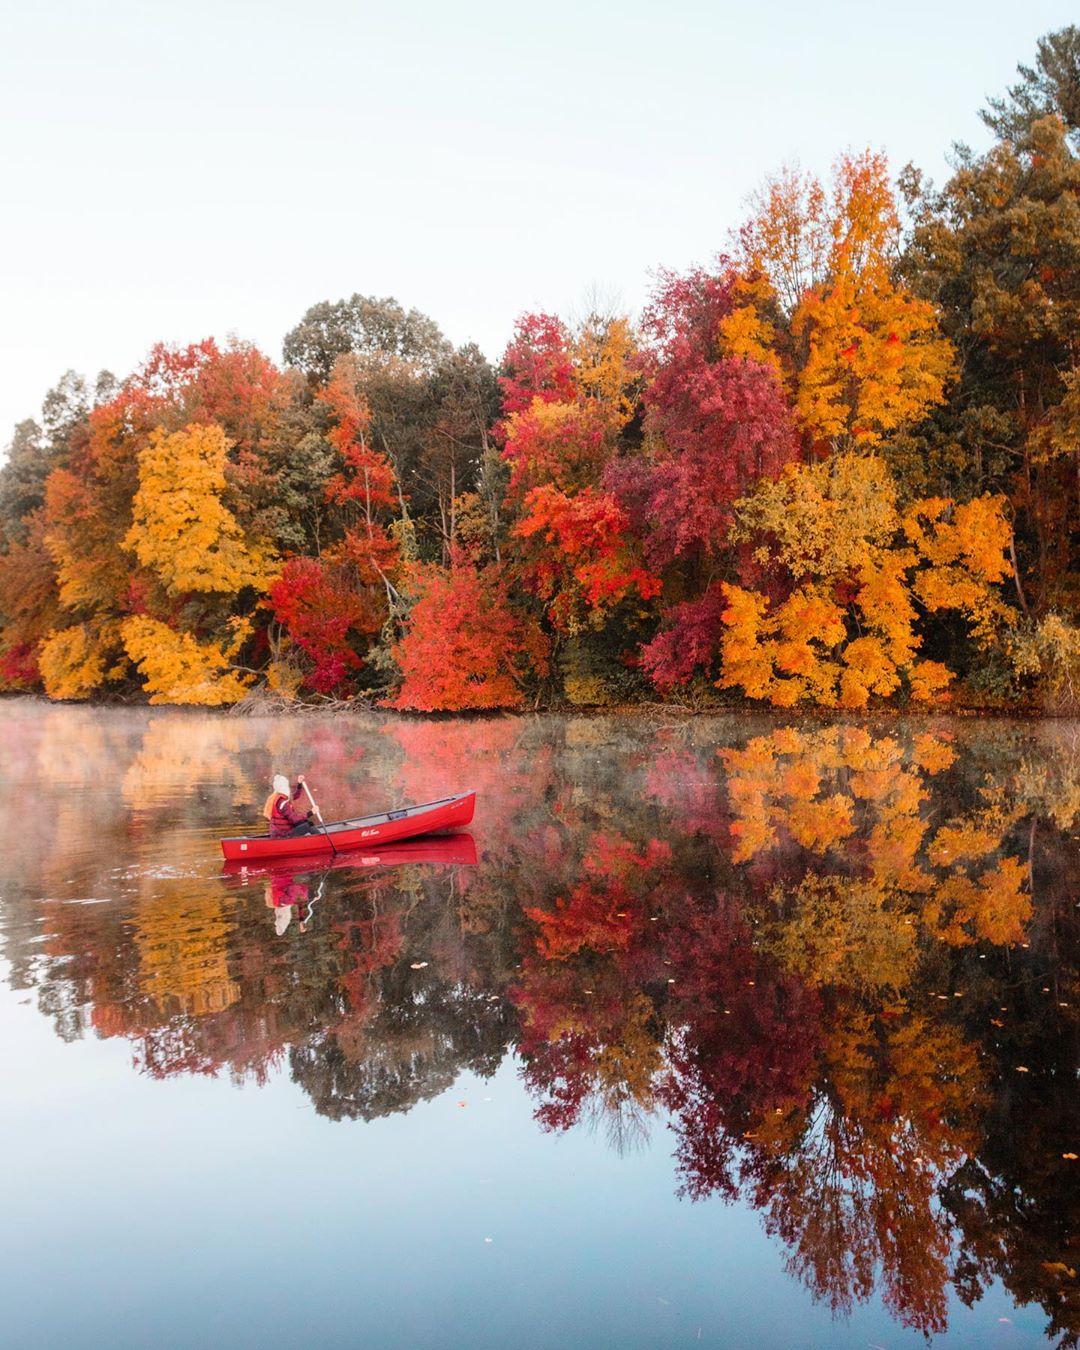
[219,791,476,861]
[221,832,478,881]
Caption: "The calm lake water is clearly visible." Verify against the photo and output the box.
[1,699,1079,1348]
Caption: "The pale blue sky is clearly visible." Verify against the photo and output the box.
[0,0,1075,446]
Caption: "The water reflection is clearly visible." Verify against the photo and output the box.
[1,702,1079,1342]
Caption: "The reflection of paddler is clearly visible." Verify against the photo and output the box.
[263,773,316,838]
[264,873,311,935]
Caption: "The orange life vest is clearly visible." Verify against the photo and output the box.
[263,791,286,822]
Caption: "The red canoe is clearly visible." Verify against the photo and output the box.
[220,790,476,861]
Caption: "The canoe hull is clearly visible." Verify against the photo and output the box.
[220,790,475,861]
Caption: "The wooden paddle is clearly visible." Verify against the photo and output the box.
[300,778,338,857]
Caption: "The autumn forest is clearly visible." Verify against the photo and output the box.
[3,28,1080,713]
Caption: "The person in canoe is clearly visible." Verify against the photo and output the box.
[264,773,317,838]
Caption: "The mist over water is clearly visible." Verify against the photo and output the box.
[1,698,1078,1348]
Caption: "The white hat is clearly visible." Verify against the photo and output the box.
[272,774,289,796]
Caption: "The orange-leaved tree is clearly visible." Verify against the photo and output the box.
[0,511,60,691]
[732,153,954,452]
[389,561,548,711]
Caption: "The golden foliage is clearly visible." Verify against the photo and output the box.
[1009,614,1080,710]
[716,274,784,377]
[923,856,1031,946]
[736,451,900,577]
[121,616,254,706]
[765,876,918,995]
[720,455,1013,708]
[38,623,118,700]
[132,887,238,1016]
[572,313,639,424]
[124,423,276,596]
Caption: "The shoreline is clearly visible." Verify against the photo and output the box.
[0,689,1060,722]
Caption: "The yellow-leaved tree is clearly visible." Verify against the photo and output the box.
[124,422,275,595]
[718,454,1013,708]
[120,616,254,706]
[118,422,277,705]
[38,622,123,701]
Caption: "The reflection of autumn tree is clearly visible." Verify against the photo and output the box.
[659,898,824,1199]
[946,1053,1080,1347]
[641,722,1043,1334]
[513,833,674,1146]
[514,961,662,1147]
[942,813,1080,1348]
[743,1010,984,1336]
[722,725,1032,947]
[290,980,513,1122]
[132,886,238,1017]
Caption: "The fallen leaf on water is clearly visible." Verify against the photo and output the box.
[1016,1066,1030,1073]
[410,962,428,970]
[1063,1153,1078,1160]
[991,1019,1004,1027]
